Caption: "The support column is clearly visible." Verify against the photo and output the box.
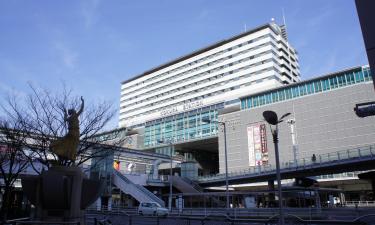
[153,159,162,180]
[108,196,112,211]
[96,197,101,211]
[268,180,275,207]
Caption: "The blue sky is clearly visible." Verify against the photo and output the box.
[0,0,368,128]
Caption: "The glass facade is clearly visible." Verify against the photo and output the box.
[241,66,372,110]
[144,103,224,148]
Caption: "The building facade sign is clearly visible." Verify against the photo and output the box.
[183,100,204,111]
[247,124,268,166]
[247,126,255,166]
[160,100,204,117]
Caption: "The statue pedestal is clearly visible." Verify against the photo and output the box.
[22,166,103,224]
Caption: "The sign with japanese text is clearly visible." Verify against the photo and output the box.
[247,124,268,166]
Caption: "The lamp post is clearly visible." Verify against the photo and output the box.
[157,139,173,211]
[262,111,290,225]
[287,118,298,166]
[202,118,229,210]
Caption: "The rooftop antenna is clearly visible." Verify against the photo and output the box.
[282,8,287,28]
[244,23,247,32]
[281,7,294,81]
[281,8,288,41]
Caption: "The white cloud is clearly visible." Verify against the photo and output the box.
[81,0,101,29]
[306,7,334,29]
[54,41,79,69]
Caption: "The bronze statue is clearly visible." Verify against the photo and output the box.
[51,97,84,161]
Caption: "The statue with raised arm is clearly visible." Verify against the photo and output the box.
[51,96,84,161]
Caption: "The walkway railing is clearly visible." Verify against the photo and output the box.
[84,209,375,225]
[345,201,375,207]
[198,144,375,182]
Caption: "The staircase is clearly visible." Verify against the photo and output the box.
[171,176,203,193]
[112,170,165,206]
[171,176,225,207]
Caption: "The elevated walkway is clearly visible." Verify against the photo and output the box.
[198,144,375,186]
[112,170,165,206]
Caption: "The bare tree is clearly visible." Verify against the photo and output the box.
[0,120,30,221]
[0,83,123,172]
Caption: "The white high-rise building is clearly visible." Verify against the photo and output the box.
[120,22,300,129]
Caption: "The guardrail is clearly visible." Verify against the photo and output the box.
[345,201,375,207]
[4,219,81,225]
[198,144,375,182]
[84,210,375,225]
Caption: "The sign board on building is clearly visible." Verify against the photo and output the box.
[160,100,204,116]
[247,124,268,166]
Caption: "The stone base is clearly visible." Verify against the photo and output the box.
[22,166,103,224]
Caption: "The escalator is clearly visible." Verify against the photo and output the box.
[112,170,165,206]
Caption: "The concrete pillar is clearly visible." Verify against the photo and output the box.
[96,196,102,211]
[153,160,162,179]
[108,196,112,211]
[267,180,275,206]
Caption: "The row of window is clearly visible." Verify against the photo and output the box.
[123,41,299,112]
[120,64,284,123]
[241,67,372,110]
[144,108,220,147]
[123,31,276,94]
[121,57,279,122]
[122,34,275,103]
[122,47,277,112]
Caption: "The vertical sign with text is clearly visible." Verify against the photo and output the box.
[247,124,268,166]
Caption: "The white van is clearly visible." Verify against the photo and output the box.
[138,202,169,216]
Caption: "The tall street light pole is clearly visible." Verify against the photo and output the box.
[263,111,290,225]
[202,118,229,210]
[287,118,298,166]
[157,139,173,211]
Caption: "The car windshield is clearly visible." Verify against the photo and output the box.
[151,203,160,207]
[142,202,160,207]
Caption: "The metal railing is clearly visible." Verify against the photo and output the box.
[198,144,375,182]
[345,201,375,207]
[84,210,375,225]
[4,219,81,225]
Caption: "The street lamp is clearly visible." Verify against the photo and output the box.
[157,139,173,211]
[287,118,298,166]
[201,118,229,210]
[262,111,290,225]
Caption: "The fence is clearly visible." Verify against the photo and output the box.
[85,211,375,225]
[345,201,375,207]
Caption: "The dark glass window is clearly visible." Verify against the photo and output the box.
[272,92,278,102]
[278,90,285,101]
[324,79,330,90]
[306,83,313,94]
[314,81,322,92]
[253,96,259,107]
[259,95,265,105]
[338,74,345,87]
[241,100,246,109]
[364,69,371,81]
[346,72,355,84]
[299,84,306,96]
[292,86,300,97]
[266,93,272,104]
[285,88,292,99]
[329,77,338,89]
[356,71,364,82]
[247,98,253,108]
